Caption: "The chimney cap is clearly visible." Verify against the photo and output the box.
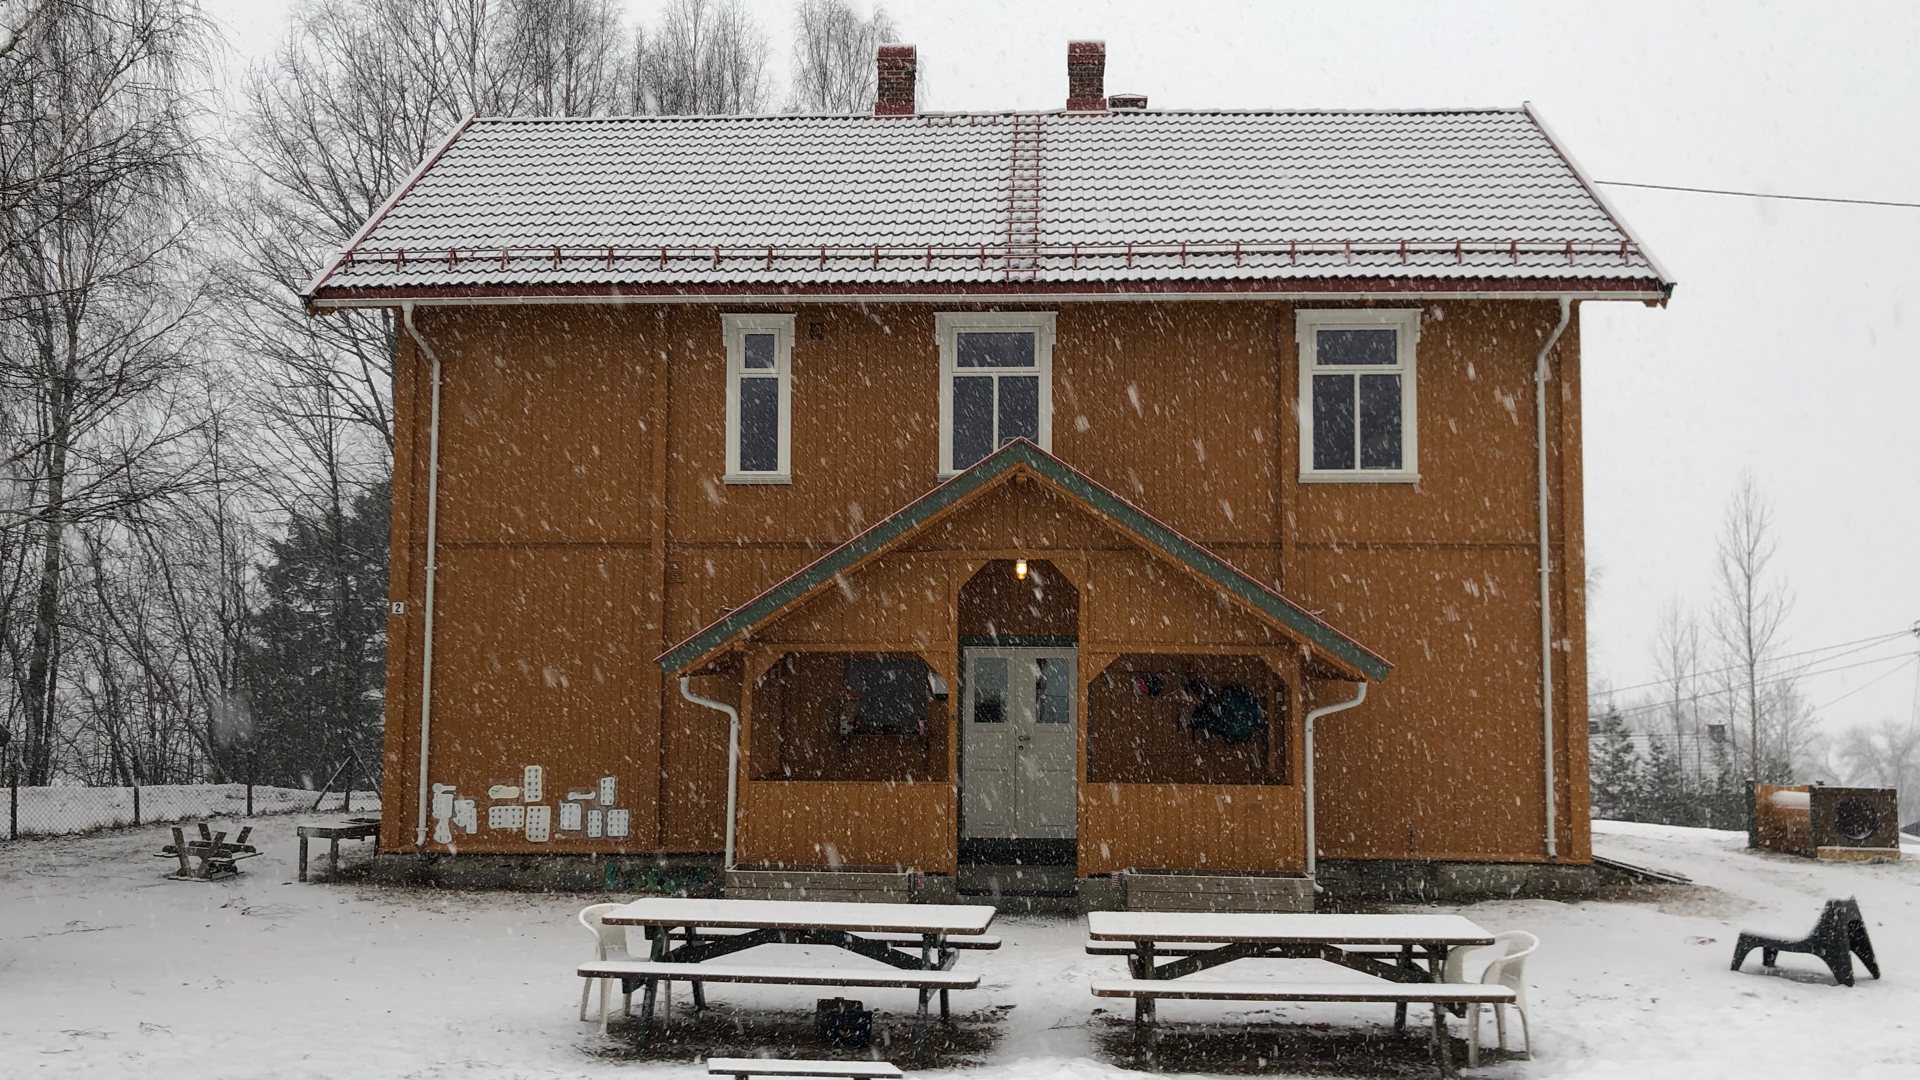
[877,43,916,59]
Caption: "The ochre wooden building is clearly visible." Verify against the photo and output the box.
[308,42,1671,897]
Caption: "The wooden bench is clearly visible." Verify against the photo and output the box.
[580,960,978,1059]
[1093,978,1515,1076]
[707,1058,903,1080]
[297,818,380,882]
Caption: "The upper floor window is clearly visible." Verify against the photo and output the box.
[936,312,1055,475]
[722,313,793,483]
[1296,309,1420,483]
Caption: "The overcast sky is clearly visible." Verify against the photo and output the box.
[199,0,1920,739]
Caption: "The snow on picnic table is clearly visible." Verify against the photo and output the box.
[0,818,1914,1079]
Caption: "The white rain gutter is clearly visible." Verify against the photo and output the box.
[402,303,445,850]
[1534,297,1573,860]
[1303,681,1368,887]
[679,676,739,871]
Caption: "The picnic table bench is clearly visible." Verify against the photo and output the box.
[297,816,380,881]
[1086,911,1506,1077]
[594,897,997,1061]
[156,823,259,881]
[707,1057,903,1080]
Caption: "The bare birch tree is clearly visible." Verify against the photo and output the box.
[789,0,896,113]
[0,0,211,784]
[1709,472,1798,782]
[643,0,770,114]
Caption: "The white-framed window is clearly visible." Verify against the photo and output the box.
[936,312,1056,475]
[1296,308,1421,483]
[721,313,794,483]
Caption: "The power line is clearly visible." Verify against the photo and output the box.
[1597,179,1920,209]
[1597,628,1912,699]
[1591,650,1919,722]
[1811,655,1919,713]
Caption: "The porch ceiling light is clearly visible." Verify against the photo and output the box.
[1014,558,1029,581]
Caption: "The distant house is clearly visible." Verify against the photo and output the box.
[307,41,1671,900]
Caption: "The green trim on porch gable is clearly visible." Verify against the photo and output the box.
[656,439,1392,682]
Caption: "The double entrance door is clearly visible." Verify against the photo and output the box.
[959,647,1077,841]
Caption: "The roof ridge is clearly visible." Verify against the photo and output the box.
[467,106,1531,124]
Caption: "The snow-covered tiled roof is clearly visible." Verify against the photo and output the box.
[306,106,1672,304]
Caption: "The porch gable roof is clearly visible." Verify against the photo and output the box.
[655,440,1391,682]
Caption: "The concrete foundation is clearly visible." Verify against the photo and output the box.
[1119,868,1316,912]
[364,851,1602,906]
[1317,859,1600,902]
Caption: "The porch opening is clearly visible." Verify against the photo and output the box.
[1087,653,1291,785]
[748,651,950,783]
[958,559,1079,867]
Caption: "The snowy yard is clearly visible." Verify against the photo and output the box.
[0,819,1913,1079]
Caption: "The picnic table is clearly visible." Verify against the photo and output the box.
[1086,911,1511,1076]
[156,823,259,880]
[587,897,998,1060]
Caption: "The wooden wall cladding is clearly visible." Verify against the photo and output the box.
[379,298,1590,867]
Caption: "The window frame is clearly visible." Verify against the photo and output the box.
[721,312,795,484]
[1295,308,1421,484]
[935,311,1056,477]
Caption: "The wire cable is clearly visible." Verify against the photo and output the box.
[1597,180,1920,209]
[1598,628,1911,699]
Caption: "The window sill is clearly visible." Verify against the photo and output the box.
[723,473,791,486]
[1298,470,1421,485]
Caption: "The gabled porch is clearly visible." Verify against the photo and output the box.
[658,441,1390,901]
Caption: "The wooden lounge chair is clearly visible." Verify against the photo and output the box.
[1732,897,1880,986]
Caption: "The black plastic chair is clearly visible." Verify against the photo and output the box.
[1731,897,1880,987]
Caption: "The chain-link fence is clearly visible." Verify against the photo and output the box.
[2,767,377,839]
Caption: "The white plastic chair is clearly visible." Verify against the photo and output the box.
[1445,929,1537,1067]
[578,902,636,1032]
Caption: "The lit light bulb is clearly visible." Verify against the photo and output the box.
[1014,558,1028,581]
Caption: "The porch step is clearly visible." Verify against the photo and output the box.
[1119,868,1316,913]
[956,863,1076,898]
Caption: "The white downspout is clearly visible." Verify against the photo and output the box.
[402,303,445,850]
[1535,297,1573,860]
[679,676,739,872]
[1304,681,1367,888]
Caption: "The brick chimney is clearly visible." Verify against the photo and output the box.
[874,44,916,116]
[1066,40,1106,111]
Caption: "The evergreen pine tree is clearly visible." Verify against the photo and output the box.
[232,480,391,790]
[1591,705,1642,821]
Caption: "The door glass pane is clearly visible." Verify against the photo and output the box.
[1316,327,1397,365]
[1035,657,1070,724]
[951,376,995,469]
[971,657,1007,723]
[1358,373,1403,470]
[1312,373,1356,471]
[738,376,780,472]
[998,375,1039,447]
[742,332,777,369]
[956,331,1035,368]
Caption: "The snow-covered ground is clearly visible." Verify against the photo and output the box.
[0,818,1912,1078]
[1,784,374,836]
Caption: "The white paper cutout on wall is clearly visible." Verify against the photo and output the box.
[524,804,552,842]
[522,765,544,802]
[453,798,478,834]
[606,809,631,839]
[586,809,604,838]
[597,776,617,806]
[565,789,595,802]
[431,784,456,844]
[487,784,521,800]
[558,801,583,831]
[487,804,526,831]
